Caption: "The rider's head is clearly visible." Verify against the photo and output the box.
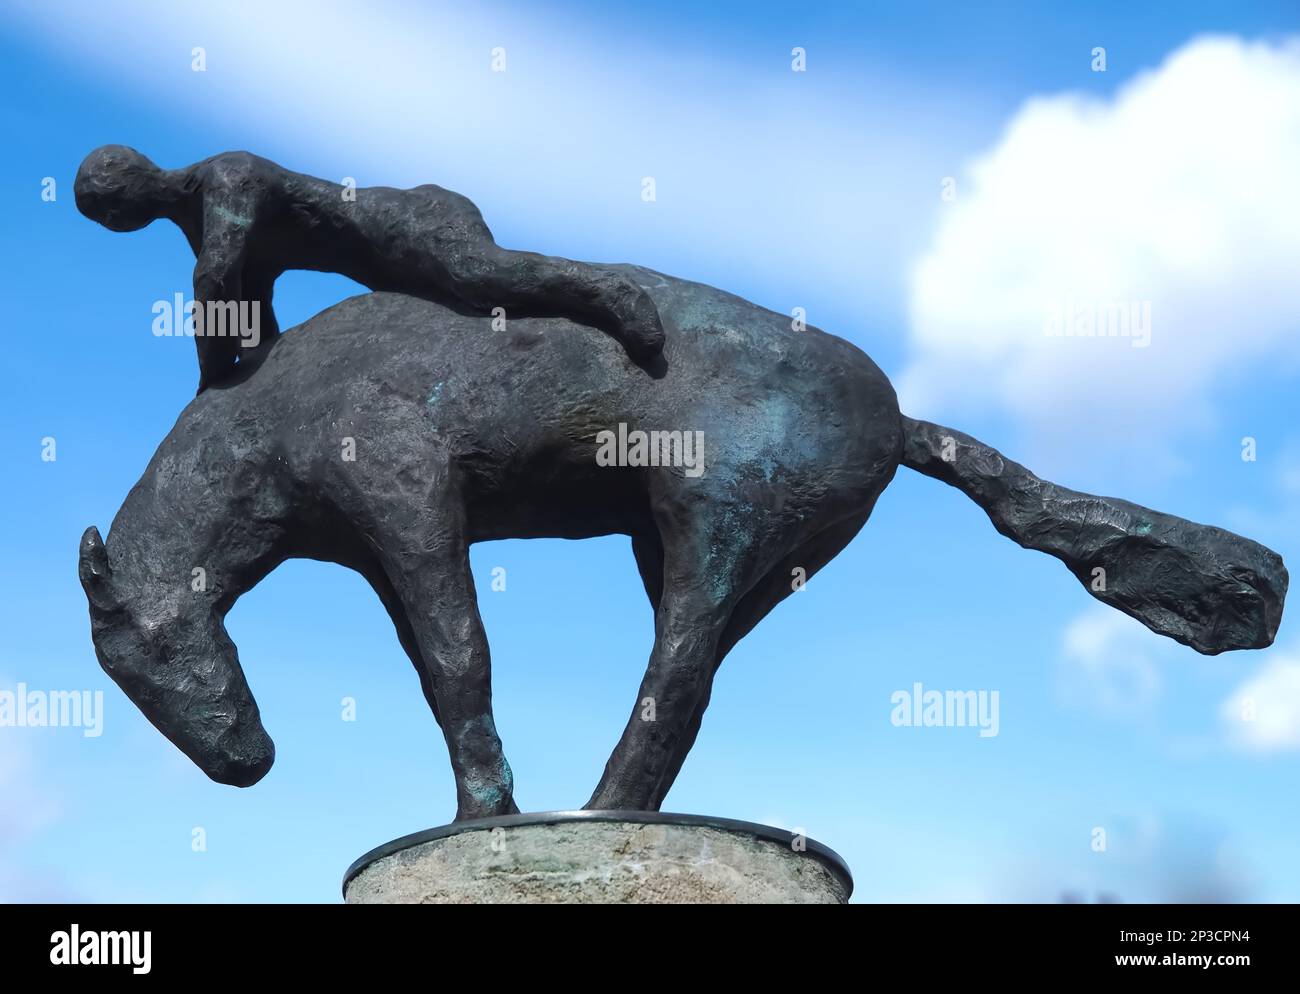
[75,145,173,232]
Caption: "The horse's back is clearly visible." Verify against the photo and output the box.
[246,279,901,530]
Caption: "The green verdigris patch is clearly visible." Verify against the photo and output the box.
[213,205,252,227]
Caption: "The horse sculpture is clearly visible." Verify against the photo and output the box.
[80,274,1287,820]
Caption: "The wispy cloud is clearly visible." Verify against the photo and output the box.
[1221,651,1300,753]
[1057,607,1163,716]
[3,0,971,332]
[0,715,72,900]
[1000,809,1259,904]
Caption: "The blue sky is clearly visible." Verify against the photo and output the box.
[2,0,1299,902]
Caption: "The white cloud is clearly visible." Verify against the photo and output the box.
[1221,653,1300,753]
[899,35,1300,469]
[1058,607,1162,715]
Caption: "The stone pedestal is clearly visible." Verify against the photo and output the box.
[343,811,852,904]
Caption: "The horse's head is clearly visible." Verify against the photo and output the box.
[78,525,275,786]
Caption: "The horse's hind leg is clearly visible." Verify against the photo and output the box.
[651,512,871,798]
[630,530,665,613]
[361,461,518,821]
[586,506,772,811]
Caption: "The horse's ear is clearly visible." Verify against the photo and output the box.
[79,525,121,613]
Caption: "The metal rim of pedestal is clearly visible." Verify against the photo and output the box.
[342,809,854,900]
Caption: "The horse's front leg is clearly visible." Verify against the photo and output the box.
[368,486,518,822]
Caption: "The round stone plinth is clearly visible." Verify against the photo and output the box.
[343,811,852,904]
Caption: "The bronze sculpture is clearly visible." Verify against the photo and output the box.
[74,146,665,391]
[76,148,1288,820]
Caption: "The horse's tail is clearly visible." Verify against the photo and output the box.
[898,415,1287,655]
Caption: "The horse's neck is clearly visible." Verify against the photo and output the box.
[108,430,296,616]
